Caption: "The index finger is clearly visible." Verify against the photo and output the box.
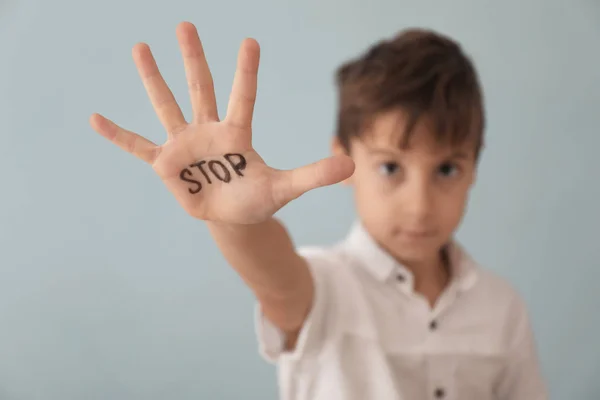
[132,43,187,136]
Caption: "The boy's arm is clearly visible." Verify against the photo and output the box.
[207,218,313,346]
[89,22,354,348]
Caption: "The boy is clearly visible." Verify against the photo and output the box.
[90,21,548,400]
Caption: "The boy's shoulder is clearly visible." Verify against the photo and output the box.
[474,265,520,293]
[455,251,532,324]
[295,242,352,276]
[470,259,526,303]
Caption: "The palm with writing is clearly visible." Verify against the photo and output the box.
[90,22,354,224]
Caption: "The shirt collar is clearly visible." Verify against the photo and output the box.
[344,221,478,292]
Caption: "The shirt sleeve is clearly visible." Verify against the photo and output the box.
[254,246,338,364]
[496,294,548,400]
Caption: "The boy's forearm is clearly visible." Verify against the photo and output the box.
[206,218,313,332]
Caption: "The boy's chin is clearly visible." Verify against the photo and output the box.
[388,239,445,265]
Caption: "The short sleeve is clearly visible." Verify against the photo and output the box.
[254,246,338,363]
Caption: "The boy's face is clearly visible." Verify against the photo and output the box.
[334,109,478,266]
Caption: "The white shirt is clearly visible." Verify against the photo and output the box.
[255,223,548,400]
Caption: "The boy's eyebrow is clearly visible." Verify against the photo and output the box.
[364,147,401,156]
[365,146,471,160]
[448,151,470,160]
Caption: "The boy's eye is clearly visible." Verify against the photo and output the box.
[438,162,459,178]
[379,162,399,176]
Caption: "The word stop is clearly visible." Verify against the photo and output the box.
[179,153,247,194]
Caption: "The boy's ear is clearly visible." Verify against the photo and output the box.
[331,137,354,186]
[466,154,479,187]
[469,167,478,187]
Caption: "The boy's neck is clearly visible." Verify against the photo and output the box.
[400,248,451,308]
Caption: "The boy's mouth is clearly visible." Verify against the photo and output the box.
[396,229,437,239]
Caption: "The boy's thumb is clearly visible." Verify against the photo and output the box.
[273,154,355,205]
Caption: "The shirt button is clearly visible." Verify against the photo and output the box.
[434,387,445,398]
[429,320,438,330]
[396,274,405,282]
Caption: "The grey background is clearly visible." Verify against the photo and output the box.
[1,0,598,398]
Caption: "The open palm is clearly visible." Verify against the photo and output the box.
[90,22,354,224]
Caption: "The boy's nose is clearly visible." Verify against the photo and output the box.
[400,179,434,221]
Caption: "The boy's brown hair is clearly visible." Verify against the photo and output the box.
[335,28,485,159]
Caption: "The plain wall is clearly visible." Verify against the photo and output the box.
[0,0,598,398]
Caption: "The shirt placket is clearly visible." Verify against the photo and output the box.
[425,284,462,400]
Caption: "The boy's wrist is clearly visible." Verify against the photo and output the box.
[206,217,274,233]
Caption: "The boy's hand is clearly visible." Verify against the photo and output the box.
[90,22,354,224]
